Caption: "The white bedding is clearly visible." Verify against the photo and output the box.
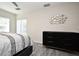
[0,32,32,56]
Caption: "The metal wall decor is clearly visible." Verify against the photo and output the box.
[49,14,68,24]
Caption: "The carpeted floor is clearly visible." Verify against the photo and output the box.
[31,42,79,56]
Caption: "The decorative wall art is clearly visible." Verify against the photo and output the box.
[49,14,68,24]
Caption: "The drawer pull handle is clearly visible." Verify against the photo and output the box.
[48,36,53,38]
[48,41,54,43]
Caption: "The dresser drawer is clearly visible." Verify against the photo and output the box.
[46,41,57,46]
[46,41,62,47]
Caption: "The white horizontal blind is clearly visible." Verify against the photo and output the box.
[17,19,27,34]
[0,17,10,32]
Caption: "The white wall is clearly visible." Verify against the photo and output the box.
[0,9,16,33]
[26,3,79,43]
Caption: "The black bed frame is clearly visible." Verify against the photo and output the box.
[13,46,33,56]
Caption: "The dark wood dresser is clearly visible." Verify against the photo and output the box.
[43,31,79,51]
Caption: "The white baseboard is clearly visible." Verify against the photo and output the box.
[33,40,42,44]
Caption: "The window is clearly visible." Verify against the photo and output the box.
[16,19,27,34]
[0,17,10,32]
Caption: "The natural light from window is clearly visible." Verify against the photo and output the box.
[0,17,10,32]
[17,19,27,34]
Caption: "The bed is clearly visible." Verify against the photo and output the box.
[0,32,33,56]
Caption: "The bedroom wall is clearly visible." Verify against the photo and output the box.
[26,3,79,43]
[0,9,16,33]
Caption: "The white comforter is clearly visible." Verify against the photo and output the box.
[0,32,32,56]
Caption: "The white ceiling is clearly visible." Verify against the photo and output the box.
[0,2,53,14]
[0,2,78,15]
